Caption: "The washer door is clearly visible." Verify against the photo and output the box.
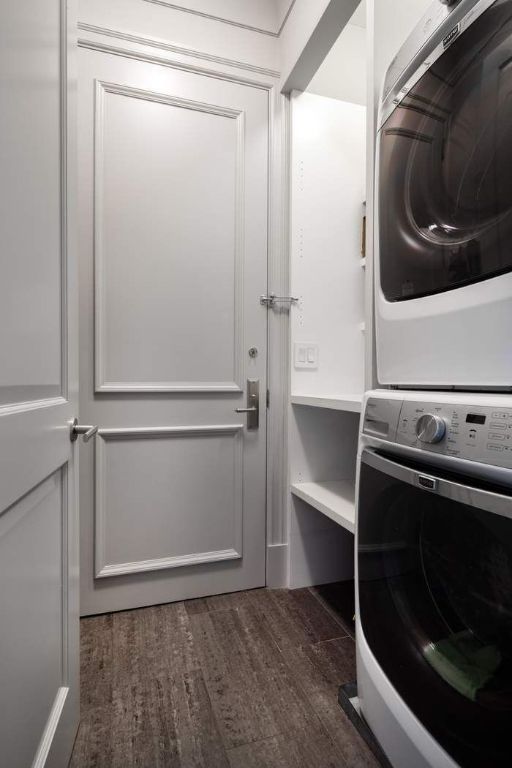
[358,450,512,768]
[379,0,512,302]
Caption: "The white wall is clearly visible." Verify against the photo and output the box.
[290,91,366,399]
[280,0,360,91]
[78,0,281,72]
[307,22,366,105]
[350,0,366,28]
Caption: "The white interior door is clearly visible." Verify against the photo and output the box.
[0,2,79,767]
[78,46,268,615]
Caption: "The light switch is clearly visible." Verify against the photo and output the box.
[294,343,318,370]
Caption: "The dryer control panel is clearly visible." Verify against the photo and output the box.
[363,396,512,470]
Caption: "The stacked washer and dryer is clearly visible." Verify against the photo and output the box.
[356,1,512,766]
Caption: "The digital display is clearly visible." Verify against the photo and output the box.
[466,413,486,425]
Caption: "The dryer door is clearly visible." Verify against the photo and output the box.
[379,0,512,302]
[358,449,512,768]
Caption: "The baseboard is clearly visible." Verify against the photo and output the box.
[266,543,288,587]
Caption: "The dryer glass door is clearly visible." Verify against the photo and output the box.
[379,0,512,302]
[358,449,512,768]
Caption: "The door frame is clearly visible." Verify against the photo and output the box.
[76,24,291,589]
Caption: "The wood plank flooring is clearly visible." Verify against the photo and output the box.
[70,585,378,768]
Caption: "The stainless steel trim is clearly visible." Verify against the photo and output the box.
[361,448,512,520]
[260,293,299,308]
[235,379,259,429]
[417,474,438,492]
[379,0,498,129]
[361,432,512,485]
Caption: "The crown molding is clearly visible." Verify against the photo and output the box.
[141,0,296,37]
[78,38,280,92]
[77,21,280,78]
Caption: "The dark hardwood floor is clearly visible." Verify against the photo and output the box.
[70,584,377,768]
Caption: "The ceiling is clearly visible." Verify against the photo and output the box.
[306,1,367,105]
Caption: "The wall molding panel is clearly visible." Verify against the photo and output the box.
[77,22,280,78]
[94,79,246,393]
[78,39,276,91]
[95,425,244,578]
[141,0,296,37]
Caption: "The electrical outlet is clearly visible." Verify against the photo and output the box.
[294,343,318,370]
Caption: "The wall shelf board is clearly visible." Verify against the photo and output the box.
[291,393,362,413]
[291,480,355,534]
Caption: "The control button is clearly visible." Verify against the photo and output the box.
[490,423,507,430]
[492,412,509,419]
[416,414,446,444]
[488,433,505,441]
[487,444,504,452]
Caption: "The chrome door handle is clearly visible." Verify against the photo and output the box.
[235,379,259,430]
[70,418,98,443]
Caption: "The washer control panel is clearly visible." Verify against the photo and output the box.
[395,400,512,468]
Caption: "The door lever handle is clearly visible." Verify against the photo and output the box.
[70,418,98,443]
[235,379,259,430]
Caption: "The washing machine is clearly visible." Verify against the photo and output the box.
[355,390,512,767]
[375,0,512,389]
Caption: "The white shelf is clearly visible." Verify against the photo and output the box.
[290,393,362,413]
[291,480,355,534]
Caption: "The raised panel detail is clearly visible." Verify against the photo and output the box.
[0,0,63,407]
[0,471,66,768]
[95,425,244,577]
[94,81,245,393]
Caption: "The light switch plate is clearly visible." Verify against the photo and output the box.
[294,343,318,370]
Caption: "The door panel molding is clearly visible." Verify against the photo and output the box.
[95,424,244,578]
[96,547,242,579]
[94,79,246,393]
[32,687,69,768]
[0,469,71,766]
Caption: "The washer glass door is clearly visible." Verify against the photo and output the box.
[379,0,512,301]
[358,450,512,768]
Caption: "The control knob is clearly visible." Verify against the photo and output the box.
[415,414,446,444]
